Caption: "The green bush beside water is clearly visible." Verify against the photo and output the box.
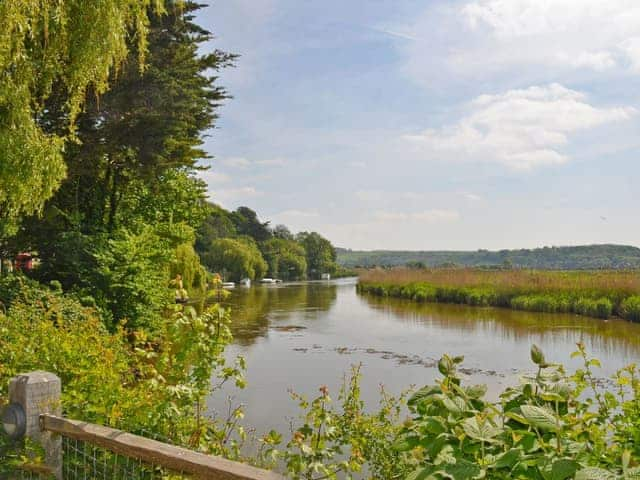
[358,281,632,320]
[621,296,640,321]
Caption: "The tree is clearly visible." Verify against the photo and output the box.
[272,224,294,240]
[32,1,235,236]
[262,238,307,280]
[16,2,234,329]
[297,232,337,278]
[202,238,267,282]
[0,0,159,239]
[231,207,272,242]
[195,203,238,254]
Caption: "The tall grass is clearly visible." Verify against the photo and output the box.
[358,268,640,321]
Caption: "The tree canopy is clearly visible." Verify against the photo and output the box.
[0,0,161,238]
[11,1,233,329]
[195,204,338,280]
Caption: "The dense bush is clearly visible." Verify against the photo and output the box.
[390,344,640,479]
[621,296,640,322]
[0,278,247,467]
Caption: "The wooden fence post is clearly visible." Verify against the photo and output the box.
[9,371,62,479]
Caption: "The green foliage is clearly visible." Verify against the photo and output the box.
[202,238,268,281]
[297,232,338,279]
[359,272,640,320]
[261,367,406,480]
[196,204,341,282]
[171,243,207,295]
[621,296,640,322]
[391,344,640,479]
[0,0,160,239]
[263,238,307,280]
[232,207,272,242]
[0,275,247,457]
[12,2,229,329]
[92,227,174,331]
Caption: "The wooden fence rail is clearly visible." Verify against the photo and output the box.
[40,414,284,480]
[5,371,284,480]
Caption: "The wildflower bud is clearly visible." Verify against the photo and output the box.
[530,344,546,366]
[438,354,454,376]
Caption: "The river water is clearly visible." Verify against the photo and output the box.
[207,277,640,437]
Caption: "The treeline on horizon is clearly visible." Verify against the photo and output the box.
[338,244,640,270]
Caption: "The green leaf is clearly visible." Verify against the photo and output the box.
[465,384,488,399]
[393,435,419,452]
[462,416,500,442]
[575,467,617,480]
[420,417,447,435]
[442,396,466,414]
[531,344,546,366]
[520,405,559,431]
[408,385,441,407]
[493,448,522,469]
[443,459,483,480]
[406,466,437,480]
[550,459,578,480]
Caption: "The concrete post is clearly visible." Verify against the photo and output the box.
[8,372,62,480]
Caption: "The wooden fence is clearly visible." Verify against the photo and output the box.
[3,371,285,480]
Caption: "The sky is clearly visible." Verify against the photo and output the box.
[195,0,640,251]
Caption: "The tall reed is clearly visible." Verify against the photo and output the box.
[358,268,640,321]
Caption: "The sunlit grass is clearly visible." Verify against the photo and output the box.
[358,268,640,320]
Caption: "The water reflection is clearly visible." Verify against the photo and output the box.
[208,279,640,446]
[359,294,640,360]
[219,282,338,345]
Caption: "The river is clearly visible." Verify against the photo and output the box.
[206,277,640,439]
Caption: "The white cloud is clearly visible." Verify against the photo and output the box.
[220,156,287,168]
[274,209,320,219]
[461,192,483,202]
[198,170,231,184]
[221,157,251,168]
[395,0,640,89]
[209,187,263,207]
[405,84,634,170]
[255,158,287,167]
[374,209,460,223]
[354,189,385,202]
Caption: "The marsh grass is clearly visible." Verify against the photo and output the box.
[358,268,640,320]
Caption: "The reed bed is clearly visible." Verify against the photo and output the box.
[357,268,640,320]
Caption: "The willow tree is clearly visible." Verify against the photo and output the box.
[0,0,161,238]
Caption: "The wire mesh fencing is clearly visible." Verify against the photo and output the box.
[61,436,192,479]
[1,434,193,480]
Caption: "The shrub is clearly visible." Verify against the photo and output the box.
[391,345,640,479]
[575,297,613,319]
[621,296,640,322]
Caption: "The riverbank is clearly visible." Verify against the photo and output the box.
[357,268,640,320]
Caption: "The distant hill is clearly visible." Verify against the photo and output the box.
[336,244,640,270]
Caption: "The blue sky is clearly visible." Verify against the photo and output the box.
[196,0,640,250]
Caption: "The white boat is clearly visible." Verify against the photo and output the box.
[222,282,236,289]
[321,273,331,280]
[260,278,276,284]
[239,278,251,287]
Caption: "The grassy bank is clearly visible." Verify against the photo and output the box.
[357,268,640,320]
